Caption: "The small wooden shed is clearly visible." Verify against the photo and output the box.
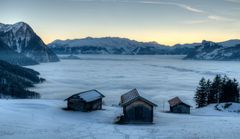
[168,97,191,114]
[119,89,157,124]
[65,89,105,112]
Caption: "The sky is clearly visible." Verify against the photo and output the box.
[0,0,240,45]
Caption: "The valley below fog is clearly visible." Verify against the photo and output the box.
[28,55,240,107]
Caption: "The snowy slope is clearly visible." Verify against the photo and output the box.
[0,99,239,139]
[215,103,240,113]
[0,22,59,64]
[192,103,240,116]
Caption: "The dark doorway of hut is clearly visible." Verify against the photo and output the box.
[135,106,143,121]
[86,105,93,112]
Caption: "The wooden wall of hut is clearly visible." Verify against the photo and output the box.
[170,104,190,114]
[123,100,153,123]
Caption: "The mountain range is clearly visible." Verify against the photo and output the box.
[0,22,59,66]
[48,37,171,55]
[48,37,240,61]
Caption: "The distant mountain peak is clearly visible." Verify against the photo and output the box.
[14,21,32,30]
[0,22,59,64]
[14,21,28,25]
[201,40,218,47]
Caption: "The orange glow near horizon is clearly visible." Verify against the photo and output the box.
[39,31,240,46]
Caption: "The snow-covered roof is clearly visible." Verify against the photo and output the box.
[120,88,157,107]
[66,90,105,102]
[120,88,139,105]
[168,97,191,107]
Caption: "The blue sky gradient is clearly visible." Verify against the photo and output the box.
[0,0,240,45]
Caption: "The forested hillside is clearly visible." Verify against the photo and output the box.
[0,60,44,98]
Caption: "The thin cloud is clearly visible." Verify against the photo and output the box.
[70,0,205,13]
[71,0,239,23]
[183,15,236,24]
[138,1,205,13]
[208,15,235,21]
[224,0,240,3]
[183,20,209,24]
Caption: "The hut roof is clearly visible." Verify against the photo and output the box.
[168,97,191,107]
[120,88,157,107]
[65,89,105,102]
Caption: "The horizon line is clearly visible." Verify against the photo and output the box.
[46,36,240,47]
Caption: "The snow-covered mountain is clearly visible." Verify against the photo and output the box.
[49,37,240,56]
[0,22,59,64]
[219,39,240,47]
[0,39,38,65]
[170,43,201,54]
[171,39,240,55]
[48,37,171,55]
[184,40,240,60]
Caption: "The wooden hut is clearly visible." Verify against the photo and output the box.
[168,97,191,114]
[65,89,105,111]
[119,89,157,124]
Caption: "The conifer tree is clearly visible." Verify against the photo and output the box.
[222,78,239,103]
[195,77,208,108]
[206,79,211,97]
[195,75,240,107]
[208,75,222,104]
[232,79,240,103]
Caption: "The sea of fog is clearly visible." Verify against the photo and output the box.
[28,55,240,108]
